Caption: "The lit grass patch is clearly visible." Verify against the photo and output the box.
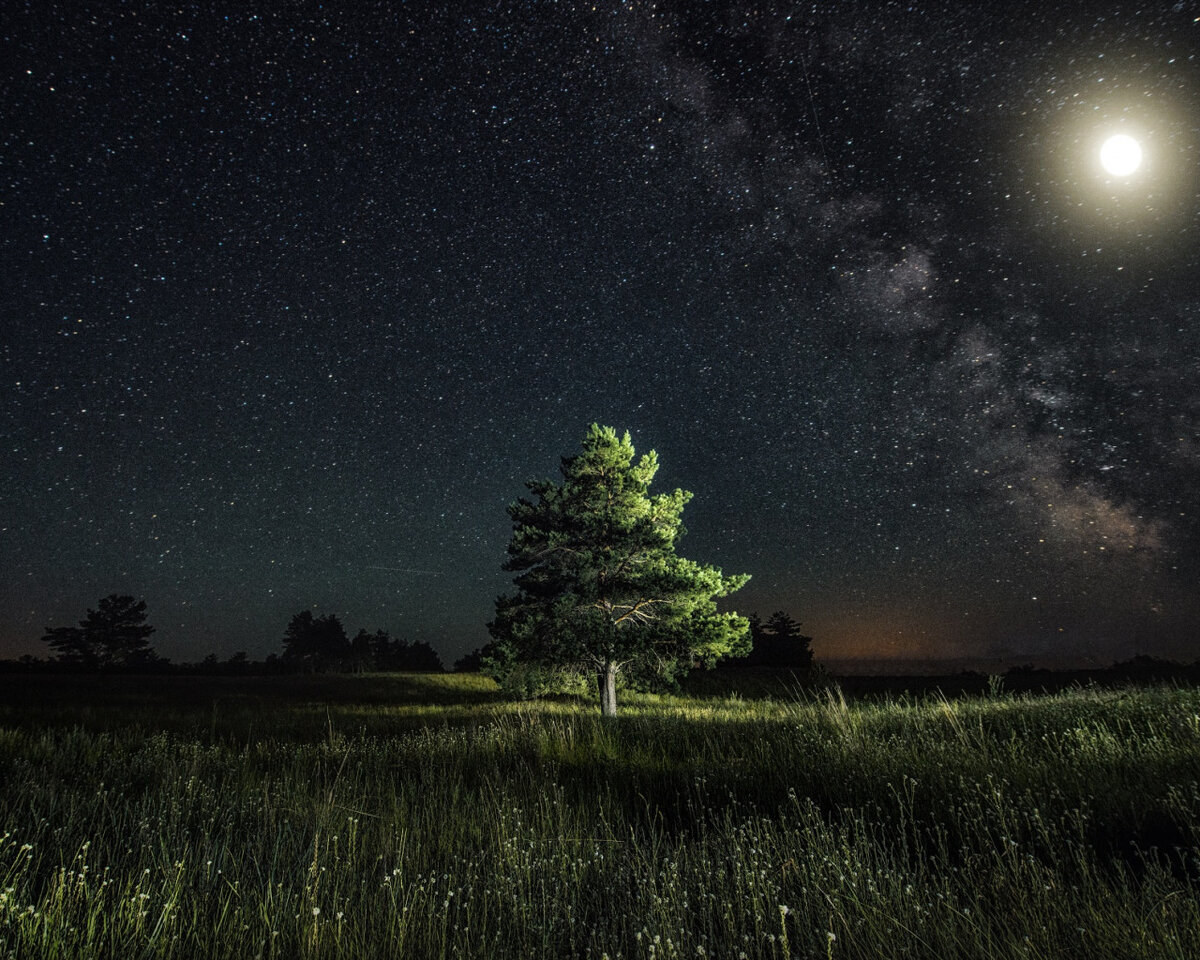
[0,678,1196,958]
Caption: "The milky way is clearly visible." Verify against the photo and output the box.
[3,1,1198,665]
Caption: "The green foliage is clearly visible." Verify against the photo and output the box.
[40,594,157,669]
[485,660,592,700]
[489,424,750,712]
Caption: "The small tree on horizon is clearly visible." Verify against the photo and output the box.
[488,424,751,716]
[738,610,816,670]
[41,594,157,669]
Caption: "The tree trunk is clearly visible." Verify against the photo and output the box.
[597,661,618,717]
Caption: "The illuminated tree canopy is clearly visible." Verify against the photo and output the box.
[488,424,750,715]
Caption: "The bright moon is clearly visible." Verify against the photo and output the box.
[1100,134,1142,176]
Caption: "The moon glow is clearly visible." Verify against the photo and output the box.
[1100,134,1142,177]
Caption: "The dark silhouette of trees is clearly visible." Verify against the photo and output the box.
[225,651,250,674]
[454,645,491,672]
[279,615,444,673]
[349,629,443,672]
[42,626,94,667]
[488,424,751,716]
[349,628,378,671]
[743,610,814,669]
[40,594,158,669]
[281,611,350,672]
[401,640,443,672]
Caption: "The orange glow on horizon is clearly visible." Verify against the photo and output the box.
[805,605,981,662]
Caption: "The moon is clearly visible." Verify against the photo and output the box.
[1099,134,1142,177]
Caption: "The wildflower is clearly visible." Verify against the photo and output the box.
[312,907,320,917]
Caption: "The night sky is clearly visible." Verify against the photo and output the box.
[3,1,1198,668]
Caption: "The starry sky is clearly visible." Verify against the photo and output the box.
[3,1,1198,668]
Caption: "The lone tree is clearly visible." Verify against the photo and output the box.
[488,424,751,716]
[41,594,157,669]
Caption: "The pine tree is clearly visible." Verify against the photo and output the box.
[489,424,750,716]
[758,611,814,669]
[83,595,157,666]
[41,594,157,669]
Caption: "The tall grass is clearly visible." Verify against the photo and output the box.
[0,677,1197,958]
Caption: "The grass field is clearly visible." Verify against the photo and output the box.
[0,673,1197,959]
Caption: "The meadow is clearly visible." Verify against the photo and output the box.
[0,673,1197,959]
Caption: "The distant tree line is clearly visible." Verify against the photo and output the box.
[280,611,442,673]
[34,595,444,674]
